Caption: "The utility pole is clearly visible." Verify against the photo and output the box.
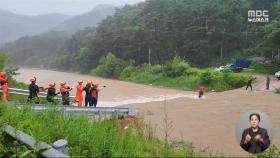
[205,16,208,32]
[148,48,151,66]
[220,46,223,60]
[220,29,225,60]
[277,48,280,61]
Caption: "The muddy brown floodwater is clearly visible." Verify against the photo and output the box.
[15,68,280,157]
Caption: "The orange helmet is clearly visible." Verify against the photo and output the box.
[49,83,56,87]
[86,80,92,86]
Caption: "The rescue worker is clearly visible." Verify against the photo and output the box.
[27,77,40,104]
[198,85,205,99]
[45,83,59,103]
[0,72,8,86]
[60,82,72,105]
[83,81,92,107]
[75,80,83,107]
[0,72,9,102]
[1,82,8,102]
[90,82,105,107]
[246,77,255,91]
[266,75,270,90]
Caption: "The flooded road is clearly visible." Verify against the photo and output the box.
[14,67,280,156]
[15,68,198,107]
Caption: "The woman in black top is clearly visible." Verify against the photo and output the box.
[240,113,270,154]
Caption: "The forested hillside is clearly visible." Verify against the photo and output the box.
[2,0,280,72]
[3,31,72,66]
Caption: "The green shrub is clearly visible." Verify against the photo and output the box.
[149,64,164,74]
[120,65,139,80]
[163,56,190,77]
[256,145,280,158]
[0,51,9,70]
[223,72,249,88]
[90,53,129,78]
[200,70,214,84]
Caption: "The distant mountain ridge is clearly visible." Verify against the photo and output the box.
[0,4,116,44]
[54,4,116,31]
[0,8,71,44]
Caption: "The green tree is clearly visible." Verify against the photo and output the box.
[0,51,9,70]
[90,53,129,78]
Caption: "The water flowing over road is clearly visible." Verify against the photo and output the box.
[15,68,280,157]
[15,68,198,107]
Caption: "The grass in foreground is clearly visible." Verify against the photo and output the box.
[0,104,203,157]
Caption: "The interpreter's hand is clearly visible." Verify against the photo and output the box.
[255,134,263,142]
[244,134,252,143]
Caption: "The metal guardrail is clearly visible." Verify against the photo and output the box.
[3,88,75,100]
[14,104,131,116]
[3,124,69,158]
[3,87,133,116]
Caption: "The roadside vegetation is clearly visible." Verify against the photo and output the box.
[91,53,249,92]
[0,104,203,157]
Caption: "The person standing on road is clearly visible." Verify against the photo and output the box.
[75,80,83,107]
[83,81,92,107]
[60,82,72,105]
[198,85,205,99]
[266,75,270,90]
[0,72,8,86]
[45,83,60,103]
[89,82,105,107]
[246,77,255,91]
[28,77,40,104]
[1,82,8,102]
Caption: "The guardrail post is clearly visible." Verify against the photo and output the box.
[52,139,68,155]
[3,124,69,158]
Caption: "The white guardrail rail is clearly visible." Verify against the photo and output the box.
[3,124,69,158]
[2,87,132,116]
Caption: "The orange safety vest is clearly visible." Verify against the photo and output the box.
[75,85,83,106]
[1,84,8,92]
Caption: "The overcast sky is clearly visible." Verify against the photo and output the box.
[0,0,145,16]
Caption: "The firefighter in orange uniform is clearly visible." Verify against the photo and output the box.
[75,80,83,107]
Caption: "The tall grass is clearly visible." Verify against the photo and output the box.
[0,104,201,157]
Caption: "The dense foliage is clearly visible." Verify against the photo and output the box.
[2,0,280,73]
[91,54,249,91]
